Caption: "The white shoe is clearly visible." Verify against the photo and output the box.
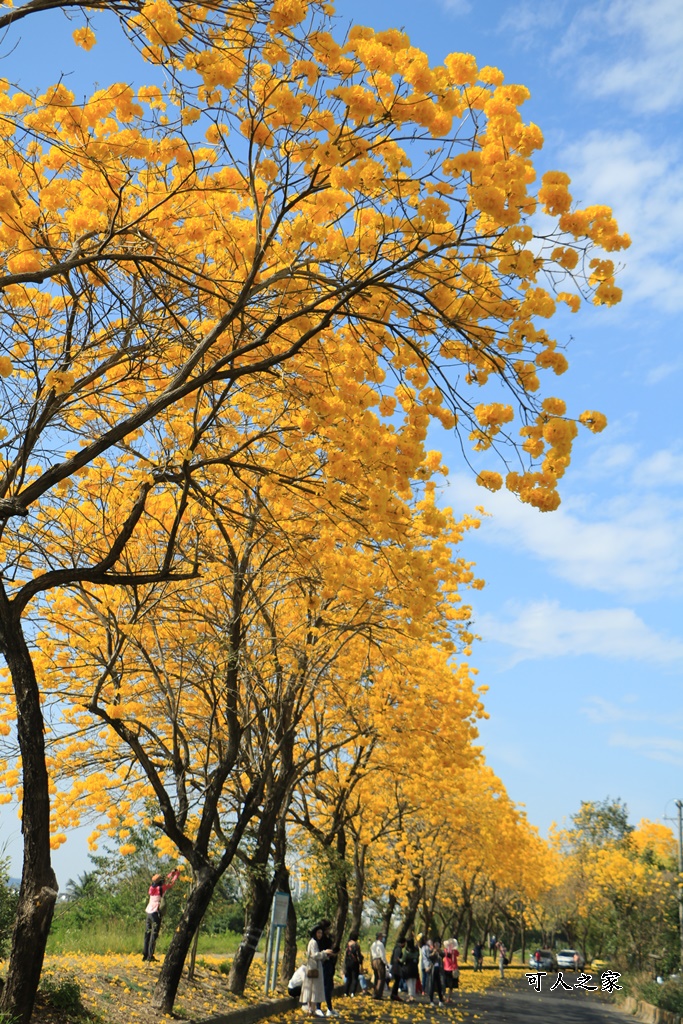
[315,1011,325,1018]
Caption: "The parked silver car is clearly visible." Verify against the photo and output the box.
[556,949,585,970]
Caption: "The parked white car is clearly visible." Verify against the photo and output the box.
[556,949,585,971]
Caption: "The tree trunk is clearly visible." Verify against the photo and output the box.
[348,844,366,937]
[464,908,473,960]
[0,611,58,1024]
[521,906,526,963]
[151,866,220,1013]
[187,917,202,980]
[279,870,298,986]
[381,892,397,938]
[397,879,422,942]
[331,828,349,948]
[228,865,277,995]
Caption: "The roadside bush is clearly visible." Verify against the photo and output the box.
[641,979,683,1014]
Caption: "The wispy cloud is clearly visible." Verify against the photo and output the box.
[563,130,683,314]
[609,732,683,766]
[500,0,683,115]
[439,0,472,16]
[647,359,683,386]
[476,600,683,665]
[581,695,683,726]
[448,470,683,601]
[580,0,683,115]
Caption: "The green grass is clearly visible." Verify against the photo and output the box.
[46,920,249,956]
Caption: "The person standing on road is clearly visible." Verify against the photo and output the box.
[301,925,332,1017]
[344,932,363,997]
[497,940,507,979]
[420,937,434,1000]
[401,937,420,1001]
[370,932,389,1000]
[472,940,483,972]
[442,939,459,1002]
[142,867,180,962]
[317,920,339,1017]
[390,937,406,1001]
[428,938,445,1007]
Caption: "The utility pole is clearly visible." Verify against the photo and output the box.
[676,801,683,972]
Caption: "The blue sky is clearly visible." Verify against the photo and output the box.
[1,0,681,884]
[391,0,683,840]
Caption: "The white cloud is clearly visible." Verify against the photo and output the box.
[502,0,683,115]
[448,471,683,600]
[584,0,683,114]
[581,695,683,726]
[647,359,683,386]
[635,447,683,488]
[498,0,567,40]
[563,130,683,314]
[609,731,683,766]
[439,0,472,15]
[476,600,683,665]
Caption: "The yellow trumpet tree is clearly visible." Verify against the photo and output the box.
[22,418,483,1011]
[0,0,628,1017]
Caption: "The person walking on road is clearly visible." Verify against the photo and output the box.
[370,932,389,1000]
[472,940,483,972]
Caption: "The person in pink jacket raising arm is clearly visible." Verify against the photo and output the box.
[142,867,181,962]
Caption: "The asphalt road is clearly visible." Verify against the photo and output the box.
[454,976,629,1023]
[319,976,631,1024]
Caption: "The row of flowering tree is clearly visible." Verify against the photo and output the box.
[0,0,628,1019]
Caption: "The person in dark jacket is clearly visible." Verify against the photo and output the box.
[318,920,339,1016]
[344,932,363,997]
[428,938,445,1007]
[390,938,406,1001]
[401,937,419,1000]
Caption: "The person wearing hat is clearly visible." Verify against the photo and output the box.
[142,867,180,962]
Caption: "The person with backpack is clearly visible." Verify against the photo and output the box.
[344,932,364,997]
[142,867,180,962]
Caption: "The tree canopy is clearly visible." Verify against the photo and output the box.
[0,1,629,1019]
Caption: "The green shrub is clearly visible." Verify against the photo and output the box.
[40,974,84,1016]
[641,979,683,1014]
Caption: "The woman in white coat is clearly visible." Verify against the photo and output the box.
[301,925,332,1016]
